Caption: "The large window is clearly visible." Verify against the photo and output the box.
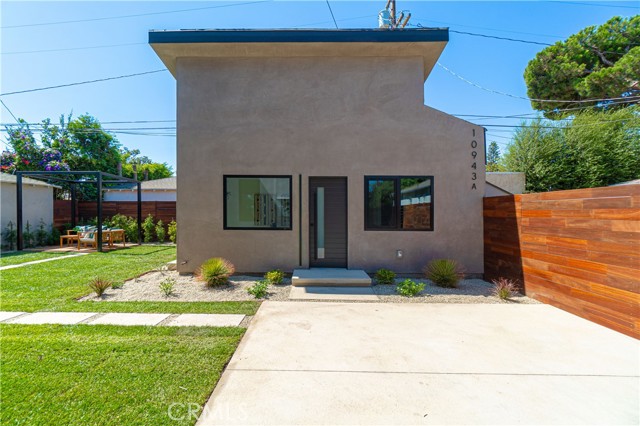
[224,176,292,230]
[365,176,433,231]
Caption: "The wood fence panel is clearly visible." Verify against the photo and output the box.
[54,200,176,229]
[484,185,640,339]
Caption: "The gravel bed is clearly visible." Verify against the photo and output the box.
[373,278,539,304]
[80,271,538,304]
[79,271,290,302]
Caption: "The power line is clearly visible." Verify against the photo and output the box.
[1,1,272,29]
[325,1,339,30]
[547,1,640,9]
[2,42,147,56]
[0,100,20,123]
[436,62,640,104]
[449,29,551,47]
[0,69,168,97]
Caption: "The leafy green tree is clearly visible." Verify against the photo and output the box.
[524,16,640,118]
[503,107,640,191]
[121,148,173,180]
[486,141,503,172]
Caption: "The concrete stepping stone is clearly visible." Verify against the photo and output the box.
[167,314,245,327]
[0,312,27,322]
[88,313,170,326]
[289,286,379,301]
[7,312,98,325]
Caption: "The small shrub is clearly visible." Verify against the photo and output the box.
[36,219,48,246]
[48,223,61,246]
[110,213,130,231]
[247,280,269,299]
[264,269,284,285]
[23,221,33,248]
[424,259,462,288]
[375,268,396,285]
[155,220,166,242]
[88,277,112,297]
[142,214,155,243]
[111,281,124,289]
[198,257,235,287]
[125,220,139,244]
[396,279,425,297]
[492,277,517,300]
[168,220,177,244]
[3,221,17,250]
[159,277,176,297]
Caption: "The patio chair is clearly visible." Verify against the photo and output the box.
[77,230,97,249]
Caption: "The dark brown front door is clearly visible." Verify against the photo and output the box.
[309,177,347,268]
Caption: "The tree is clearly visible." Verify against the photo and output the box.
[524,16,640,118]
[502,107,640,192]
[486,141,503,172]
[2,113,174,198]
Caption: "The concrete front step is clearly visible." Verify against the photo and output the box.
[292,268,372,287]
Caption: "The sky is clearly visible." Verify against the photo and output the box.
[1,0,638,174]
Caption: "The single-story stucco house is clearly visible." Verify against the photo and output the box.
[103,176,176,201]
[1,173,58,247]
[150,28,486,275]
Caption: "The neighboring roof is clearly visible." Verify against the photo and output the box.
[105,176,176,192]
[149,28,448,80]
[610,179,640,186]
[0,173,61,189]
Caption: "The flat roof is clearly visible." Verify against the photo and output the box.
[149,28,449,80]
[149,28,449,44]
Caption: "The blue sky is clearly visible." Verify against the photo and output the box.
[1,1,637,173]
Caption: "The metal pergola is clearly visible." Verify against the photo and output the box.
[15,171,142,252]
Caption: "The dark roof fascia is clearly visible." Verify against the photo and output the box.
[149,28,449,44]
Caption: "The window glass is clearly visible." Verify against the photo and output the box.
[400,178,432,230]
[366,178,396,228]
[225,176,291,229]
[365,176,433,231]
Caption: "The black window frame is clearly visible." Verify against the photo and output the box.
[364,175,434,232]
[223,175,293,231]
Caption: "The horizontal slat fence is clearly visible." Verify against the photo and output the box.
[54,200,176,229]
[484,185,640,339]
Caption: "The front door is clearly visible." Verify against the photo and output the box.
[309,177,347,268]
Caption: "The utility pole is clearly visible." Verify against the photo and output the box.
[379,0,411,29]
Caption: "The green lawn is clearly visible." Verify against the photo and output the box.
[0,245,259,315]
[0,251,73,267]
[1,324,244,425]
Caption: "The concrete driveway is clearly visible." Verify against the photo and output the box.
[197,302,639,425]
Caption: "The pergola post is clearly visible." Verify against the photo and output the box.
[70,183,77,228]
[16,173,23,251]
[137,181,142,244]
[96,173,103,252]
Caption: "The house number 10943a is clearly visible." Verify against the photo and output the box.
[470,130,478,190]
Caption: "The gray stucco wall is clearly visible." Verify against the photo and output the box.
[176,56,485,273]
[1,182,54,247]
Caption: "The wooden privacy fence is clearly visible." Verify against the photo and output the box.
[54,200,176,228]
[484,185,640,339]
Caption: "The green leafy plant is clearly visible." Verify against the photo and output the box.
[125,220,139,244]
[109,213,130,231]
[159,277,176,297]
[247,280,269,299]
[155,220,166,242]
[111,281,124,289]
[395,279,425,297]
[48,223,61,246]
[88,277,112,297]
[168,220,177,244]
[375,268,396,285]
[424,259,462,288]
[142,214,155,243]
[492,277,517,300]
[36,219,49,247]
[264,269,284,285]
[23,221,33,248]
[198,257,235,287]
[3,221,17,250]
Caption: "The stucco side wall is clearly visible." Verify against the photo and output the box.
[176,56,484,273]
[1,182,54,247]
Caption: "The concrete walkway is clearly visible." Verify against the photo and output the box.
[197,302,639,425]
[0,311,244,327]
[0,253,89,270]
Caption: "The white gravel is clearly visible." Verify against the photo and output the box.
[80,271,538,304]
